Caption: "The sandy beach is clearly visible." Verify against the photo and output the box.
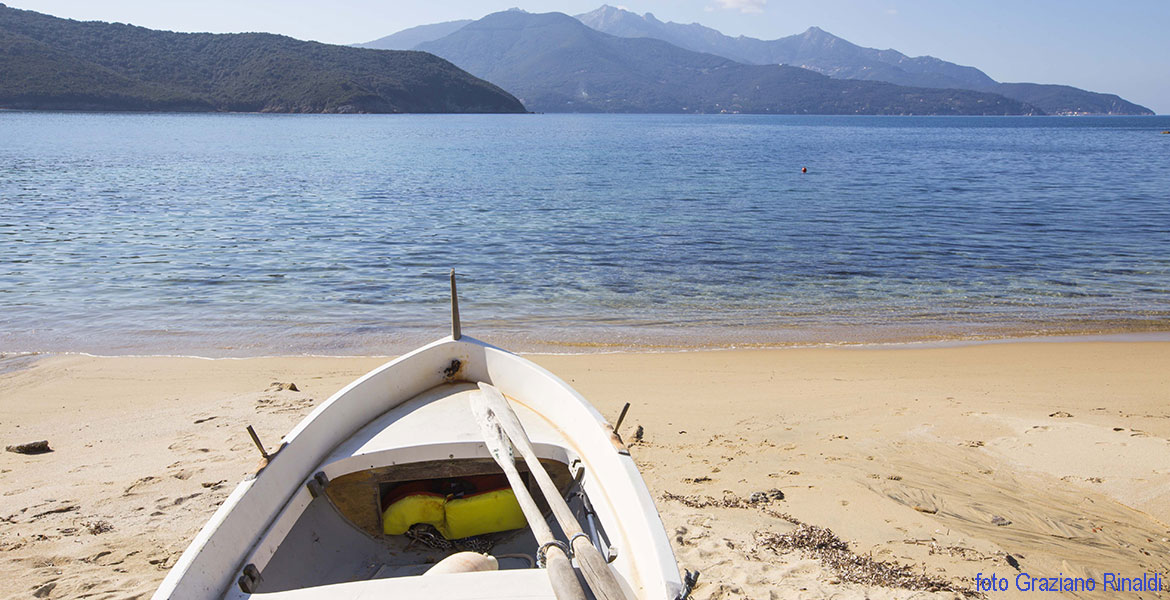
[2,341,1168,599]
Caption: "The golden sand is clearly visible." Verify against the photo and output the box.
[2,342,1168,599]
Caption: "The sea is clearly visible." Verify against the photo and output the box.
[2,112,1169,357]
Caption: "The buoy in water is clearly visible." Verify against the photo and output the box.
[801,167,808,173]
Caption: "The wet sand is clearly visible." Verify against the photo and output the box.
[2,342,1168,599]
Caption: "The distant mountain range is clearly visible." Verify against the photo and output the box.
[408,10,1034,115]
[0,4,524,113]
[577,6,996,90]
[576,6,1151,116]
[360,5,1151,116]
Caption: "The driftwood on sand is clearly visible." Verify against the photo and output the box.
[6,440,51,454]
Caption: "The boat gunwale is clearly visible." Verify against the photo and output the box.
[154,335,682,600]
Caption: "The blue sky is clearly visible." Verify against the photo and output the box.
[9,0,1168,113]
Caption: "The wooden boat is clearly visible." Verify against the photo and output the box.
[153,274,688,600]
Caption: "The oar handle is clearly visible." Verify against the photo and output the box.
[544,550,583,600]
[478,383,634,600]
[503,459,583,600]
[572,538,629,600]
[473,395,586,600]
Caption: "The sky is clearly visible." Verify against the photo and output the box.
[8,0,1168,113]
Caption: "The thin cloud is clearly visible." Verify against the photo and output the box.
[714,0,767,14]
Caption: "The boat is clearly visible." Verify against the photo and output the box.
[153,272,691,600]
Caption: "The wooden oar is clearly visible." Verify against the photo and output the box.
[478,382,633,600]
[471,392,586,600]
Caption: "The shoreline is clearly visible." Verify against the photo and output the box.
[5,329,1170,362]
[2,341,1168,599]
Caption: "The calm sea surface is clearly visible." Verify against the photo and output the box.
[2,112,1169,356]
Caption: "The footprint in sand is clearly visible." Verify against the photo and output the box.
[28,502,80,521]
[148,551,179,569]
[170,468,200,481]
[124,476,159,495]
[154,492,203,510]
[686,514,714,529]
[82,550,113,564]
[675,525,711,546]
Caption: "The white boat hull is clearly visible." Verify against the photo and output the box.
[153,336,682,599]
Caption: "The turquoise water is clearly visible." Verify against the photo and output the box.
[2,112,1169,355]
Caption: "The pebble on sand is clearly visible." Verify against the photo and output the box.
[266,382,299,392]
[5,440,51,454]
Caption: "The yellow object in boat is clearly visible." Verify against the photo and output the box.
[443,488,526,539]
[382,488,526,539]
[382,493,445,536]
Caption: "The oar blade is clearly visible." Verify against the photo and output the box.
[470,391,513,464]
[477,382,537,456]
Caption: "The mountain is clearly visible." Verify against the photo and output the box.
[356,20,472,50]
[0,5,524,113]
[415,10,1036,115]
[576,5,1152,116]
[577,7,995,90]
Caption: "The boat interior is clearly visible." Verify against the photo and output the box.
[247,383,615,596]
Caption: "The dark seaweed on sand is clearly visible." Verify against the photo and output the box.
[662,491,978,597]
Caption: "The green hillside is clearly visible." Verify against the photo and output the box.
[0,4,525,113]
